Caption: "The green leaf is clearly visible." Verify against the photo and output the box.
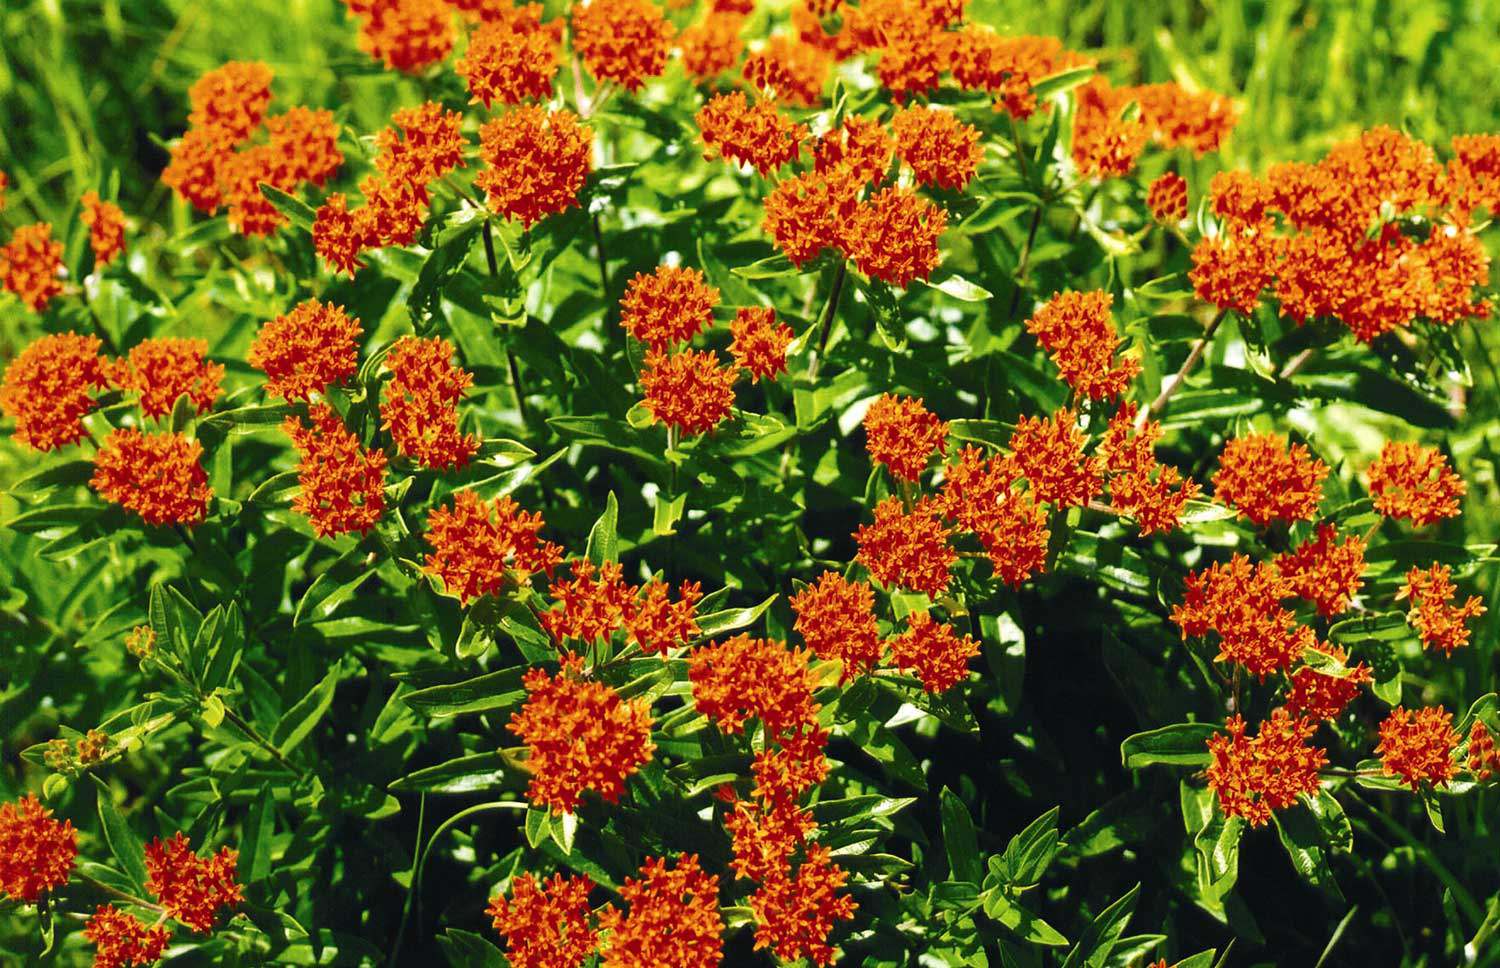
[389,752,511,794]
[940,787,983,883]
[695,594,778,640]
[402,666,529,718]
[993,807,1061,889]
[259,183,316,232]
[982,890,1069,946]
[1274,797,1345,900]
[731,253,801,279]
[435,928,507,968]
[1060,883,1139,968]
[409,214,484,327]
[7,458,94,495]
[271,665,340,755]
[241,784,277,884]
[93,777,147,890]
[585,491,619,565]
[1120,722,1218,769]
[920,273,993,302]
[292,546,379,626]
[1030,64,1095,100]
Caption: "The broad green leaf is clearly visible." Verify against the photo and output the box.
[403,666,529,718]
[585,491,619,565]
[93,777,147,890]
[271,665,340,755]
[941,787,983,884]
[1120,723,1217,769]
[390,752,512,794]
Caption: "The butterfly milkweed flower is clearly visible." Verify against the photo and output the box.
[266,106,344,186]
[1,222,64,312]
[598,854,723,968]
[188,60,274,142]
[1008,408,1103,508]
[572,0,674,91]
[162,127,234,213]
[81,191,127,267]
[1377,706,1459,790]
[752,725,830,809]
[863,393,948,482]
[488,873,599,968]
[791,571,882,680]
[314,194,370,276]
[381,101,468,190]
[889,610,980,693]
[849,0,945,103]
[341,101,467,251]
[1172,553,1310,678]
[1147,171,1188,222]
[848,186,946,288]
[679,12,746,81]
[749,845,856,966]
[380,335,480,470]
[762,167,862,267]
[143,832,242,933]
[543,559,638,644]
[939,448,1050,585]
[729,307,793,382]
[1096,406,1200,535]
[626,578,703,654]
[1206,710,1326,826]
[725,796,815,883]
[689,634,818,740]
[423,490,563,603]
[1446,133,1500,226]
[1070,77,1149,179]
[91,430,214,526]
[1367,441,1465,528]
[1467,721,1498,781]
[1276,524,1366,618]
[696,92,807,176]
[1132,83,1239,156]
[640,349,738,435]
[477,106,592,226]
[890,105,982,190]
[1188,220,1277,315]
[854,495,956,596]
[248,300,364,401]
[110,338,225,418]
[0,794,77,902]
[283,405,387,537]
[84,905,172,968]
[1284,646,1372,721]
[742,35,830,107]
[1024,290,1140,401]
[125,624,157,658]
[455,11,560,106]
[814,115,894,188]
[947,30,1089,118]
[1212,433,1328,526]
[0,332,108,450]
[620,265,720,350]
[509,654,655,814]
[345,0,456,73]
[1398,563,1485,656]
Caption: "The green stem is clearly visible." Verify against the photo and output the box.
[73,871,166,914]
[481,220,531,427]
[808,260,847,380]
[1141,307,1229,428]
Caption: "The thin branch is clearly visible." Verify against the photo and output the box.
[1140,308,1230,429]
[808,260,848,380]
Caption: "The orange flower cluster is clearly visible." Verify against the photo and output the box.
[863,393,948,481]
[315,102,468,272]
[380,335,480,470]
[1024,290,1140,400]
[91,430,214,526]
[144,832,243,933]
[725,795,816,883]
[1368,441,1465,527]
[422,490,563,603]
[948,30,1090,118]
[163,63,341,236]
[597,854,723,968]
[109,338,225,418]
[248,299,364,401]
[543,559,638,643]
[1284,647,1372,721]
[1468,721,1498,782]
[1206,710,1326,826]
[1212,433,1327,526]
[729,307,793,382]
[889,610,979,693]
[1008,408,1102,508]
[748,844,856,965]
[1447,133,1500,225]
[762,167,863,267]
[626,578,703,654]
[342,0,455,73]
[1192,128,1494,341]
[0,794,77,902]
[476,106,592,226]
[283,405,388,537]
[689,634,818,739]
[679,12,746,80]
[1276,524,1366,617]
[0,221,64,311]
[640,349,738,435]
[1399,563,1486,656]
[621,265,720,350]
[696,92,807,176]
[85,905,172,968]
[509,654,655,813]
[742,35,830,107]
[488,873,599,968]
[814,115,894,186]
[80,191,127,267]
[939,447,1049,584]
[791,570,882,679]
[455,7,560,105]
[572,0,674,91]
[1096,405,1200,535]
[1147,171,1188,222]
[1073,78,1237,178]
[1376,706,1459,790]
[891,105,982,190]
[854,495,956,596]
[1172,553,1311,678]
[0,331,108,451]
[849,186,946,288]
